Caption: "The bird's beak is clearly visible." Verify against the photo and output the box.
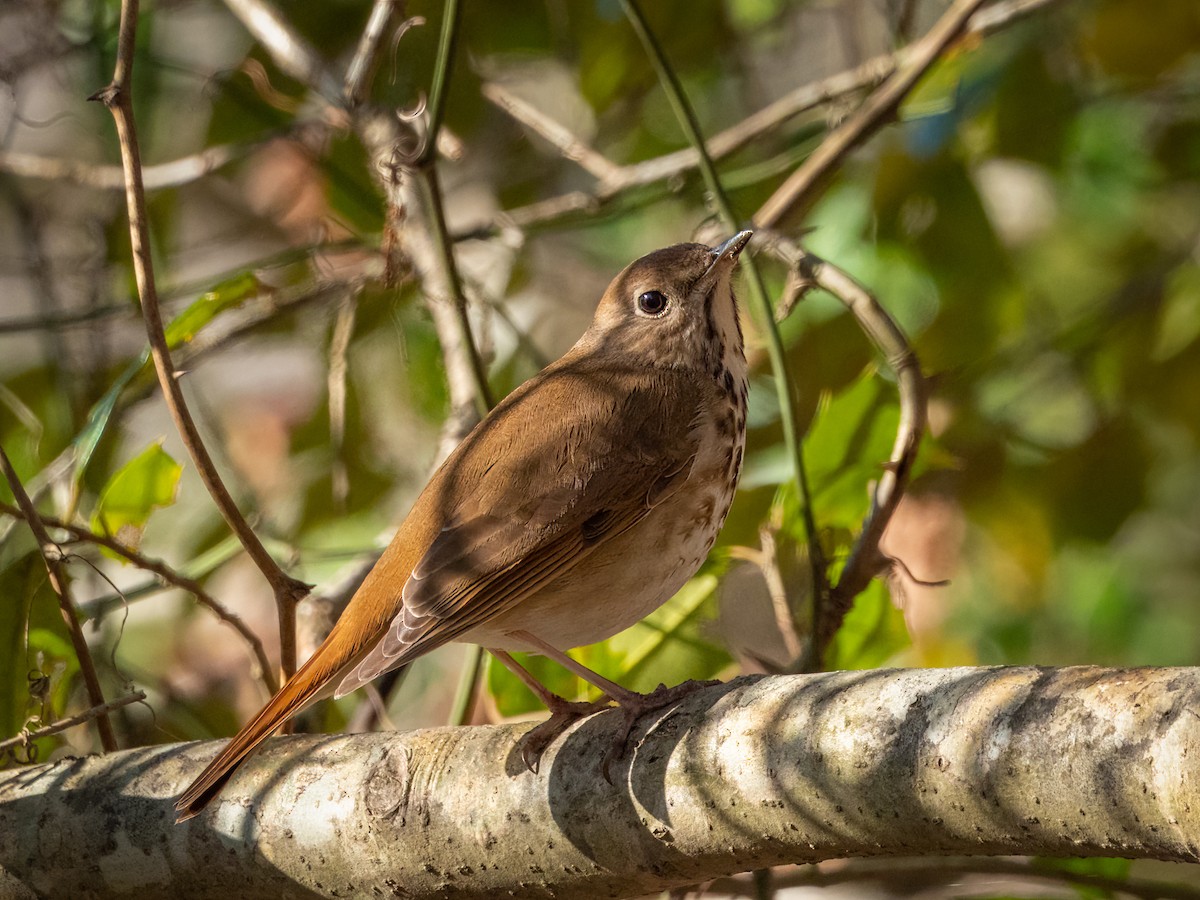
[709,230,754,266]
[695,230,753,297]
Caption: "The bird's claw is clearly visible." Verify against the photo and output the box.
[518,696,612,773]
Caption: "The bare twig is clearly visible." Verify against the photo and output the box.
[461,0,1062,242]
[0,144,245,192]
[753,0,990,228]
[413,0,490,723]
[220,0,341,102]
[0,502,278,695]
[327,294,358,511]
[90,0,309,684]
[416,0,461,166]
[807,257,925,624]
[0,691,146,756]
[344,0,405,108]
[761,234,926,668]
[0,445,117,752]
[481,82,622,182]
[412,166,494,418]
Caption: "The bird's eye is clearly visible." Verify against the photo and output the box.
[637,290,669,317]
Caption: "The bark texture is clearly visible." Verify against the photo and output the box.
[1,667,1197,899]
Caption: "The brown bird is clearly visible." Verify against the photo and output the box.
[175,231,752,821]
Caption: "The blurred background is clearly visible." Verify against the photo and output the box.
[2,0,1199,895]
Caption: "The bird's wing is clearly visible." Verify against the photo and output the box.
[335,371,701,696]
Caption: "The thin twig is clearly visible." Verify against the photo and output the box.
[757,525,804,662]
[460,0,1062,242]
[761,234,926,669]
[0,502,278,695]
[412,166,494,418]
[220,0,341,102]
[753,0,990,228]
[0,144,245,192]
[328,294,358,512]
[417,0,461,166]
[344,0,404,107]
[481,81,622,182]
[807,257,925,629]
[0,446,117,752]
[0,691,145,756]
[412,0,490,722]
[620,0,830,624]
[90,0,309,685]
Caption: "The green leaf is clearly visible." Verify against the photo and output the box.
[72,356,146,487]
[90,441,182,552]
[824,579,911,671]
[162,273,260,348]
[72,273,260,486]
[0,553,42,737]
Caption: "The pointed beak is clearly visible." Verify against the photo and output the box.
[710,230,753,264]
[695,230,753,297]
[696,230,748,301]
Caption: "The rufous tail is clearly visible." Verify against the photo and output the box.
[174,644,352,823]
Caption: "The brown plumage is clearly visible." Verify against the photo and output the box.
[174,232,752,821]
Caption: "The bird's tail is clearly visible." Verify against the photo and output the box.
[174,637,358,823]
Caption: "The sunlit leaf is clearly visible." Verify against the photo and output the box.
[162,273,260,347]
[73,273,260,485]
[72,357,145,486]
[89,442,182,552]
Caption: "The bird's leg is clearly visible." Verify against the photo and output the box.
[487,649,613,771]
[508,631,720,781]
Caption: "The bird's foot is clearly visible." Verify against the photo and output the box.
[518,695,613,773]
[601,679,722,782]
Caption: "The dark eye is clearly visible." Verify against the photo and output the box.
[637,290,669,317]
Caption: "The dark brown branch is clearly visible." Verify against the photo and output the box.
[0,446,117,752]
[89,0,309,684]
[753,0,990,228]
[0,691,146,756]
[0,502,278,695]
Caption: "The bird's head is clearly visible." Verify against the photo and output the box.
[584,231,752,380]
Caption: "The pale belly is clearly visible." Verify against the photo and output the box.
[462,419,743,653]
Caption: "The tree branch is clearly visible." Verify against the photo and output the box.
[0,502,278,695]
[343,0,406,108]
[0,446,117,753]
[0,691,145,757]
[220,0,341,101]
[459,0,1064,242]
[2,667,1197,898]
[0,145,245,192]
[753,0,990,229]
[90,0,310,684]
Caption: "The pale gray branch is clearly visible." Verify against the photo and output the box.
[0,145,245,191]
[2,667,1197,899]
